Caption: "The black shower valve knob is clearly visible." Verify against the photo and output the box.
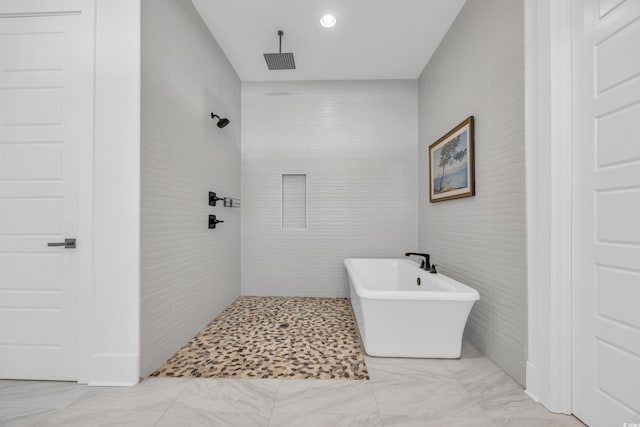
[209,191,224,206]
[208,215,224,229]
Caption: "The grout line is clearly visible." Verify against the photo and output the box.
[60,385,91,409]
[368,374,384,426]
[265,379,281,427]
[150,379,190,427]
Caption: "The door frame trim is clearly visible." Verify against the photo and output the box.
[74,0,96,385]
[524,0,574,414]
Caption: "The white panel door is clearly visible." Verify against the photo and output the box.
[572,0,640,425]
[0,2,93,381]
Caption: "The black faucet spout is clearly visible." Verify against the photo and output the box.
[404,252,431,271]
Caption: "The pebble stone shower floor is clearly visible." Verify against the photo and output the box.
[151,296,369,380]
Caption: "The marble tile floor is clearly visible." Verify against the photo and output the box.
[0,341,584,427]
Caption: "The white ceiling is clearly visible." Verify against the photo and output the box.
[191,0,466,82]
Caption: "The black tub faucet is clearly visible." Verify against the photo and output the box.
[404,252,431,271]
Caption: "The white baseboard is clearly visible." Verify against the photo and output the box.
[525,360,540,402]
[85,353,140,386]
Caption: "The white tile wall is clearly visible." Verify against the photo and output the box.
[140,0,241,376]
[418,0,526,385]
[281,174,307,229]
[242,80,418,297]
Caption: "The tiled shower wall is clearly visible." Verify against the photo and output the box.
[418,0,526,385]
[241,80,418,297]
[140,0,241,376]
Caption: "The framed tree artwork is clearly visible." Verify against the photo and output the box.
[429,116,475,203]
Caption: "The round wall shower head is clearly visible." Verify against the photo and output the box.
[211,113,230,128]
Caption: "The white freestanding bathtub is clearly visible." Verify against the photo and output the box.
[344,258,479,358]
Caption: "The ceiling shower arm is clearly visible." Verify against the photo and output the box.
[278,30,283,53]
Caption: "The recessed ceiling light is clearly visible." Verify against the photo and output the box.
[320,14,336,28]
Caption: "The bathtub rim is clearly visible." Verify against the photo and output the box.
[345,257,480,302]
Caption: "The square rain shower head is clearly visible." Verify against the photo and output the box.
[263,52,296,70]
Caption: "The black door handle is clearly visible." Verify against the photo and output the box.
[47,238,76,248]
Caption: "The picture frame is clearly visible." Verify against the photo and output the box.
[429,116,475,203]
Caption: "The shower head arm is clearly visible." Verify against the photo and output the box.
[278,30,283,53]
[210,112,230,128]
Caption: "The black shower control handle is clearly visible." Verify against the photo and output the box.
[208,215,224,229]
[209,191,224,206]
